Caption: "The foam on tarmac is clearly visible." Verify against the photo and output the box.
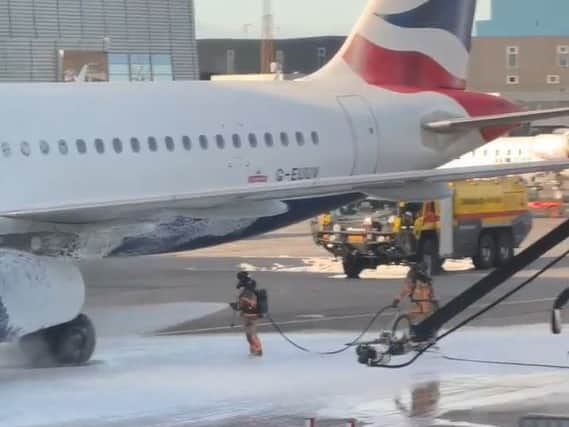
[1,324,568,427]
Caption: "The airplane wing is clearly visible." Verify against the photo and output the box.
[4,160,569,224]
[424,107,569,133]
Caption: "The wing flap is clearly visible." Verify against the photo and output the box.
[6,160,569,224]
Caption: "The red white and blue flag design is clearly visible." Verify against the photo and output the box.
[342,0,477,90]
[321,0,520,142]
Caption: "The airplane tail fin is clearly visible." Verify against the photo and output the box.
[315,0,477,90]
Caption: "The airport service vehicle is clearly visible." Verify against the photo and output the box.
[313,178,530,278]
[309,198,397,243]
[2,0,569,367]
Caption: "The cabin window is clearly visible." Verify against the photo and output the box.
[148,137,158,152]
[39,140,50,155]
[182,136,192,151]
[113,138,123,154]
[76,139,87,154]
[264,132,274,147]
[130,137,141,153]
[311,131,320,145]
[58,139,69,155]
[280,132,289,147]
[95,138,105,154]
[296,131,305,146]
[165,136,175,152]
[199,135,208,149]
[1,142,11,157]
[21,141,31,156]
[232,134,242,149]
[248,133,258,148]
[216,134,226,149]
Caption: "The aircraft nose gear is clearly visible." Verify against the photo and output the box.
[19,314,96,367]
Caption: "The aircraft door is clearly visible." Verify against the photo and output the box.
[337,96,380,175]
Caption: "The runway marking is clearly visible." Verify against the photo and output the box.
[155,297,556,336]
[155,312,393,335]
[296,314,325,319]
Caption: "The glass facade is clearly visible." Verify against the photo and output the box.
[109,54,130,81]
[476,0,569,37]
[109,53,173,82]
[0,0,197,82]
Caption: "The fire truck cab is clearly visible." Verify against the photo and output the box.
[312,178,532,278]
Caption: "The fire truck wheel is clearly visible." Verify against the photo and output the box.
[495,230,514,267]
[420,238,441,277]
[473,232,496,270]
[343,255,365,279]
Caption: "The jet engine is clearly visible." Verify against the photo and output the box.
[530,133,569,160]
[0,250,94,366]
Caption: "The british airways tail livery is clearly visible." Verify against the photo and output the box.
[322,0,477,89]
[1,0,569,366]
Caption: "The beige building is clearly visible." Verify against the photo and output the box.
[468,37,569,109]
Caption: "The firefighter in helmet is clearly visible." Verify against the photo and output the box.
[392,264,439,336]
[232,271,263,357]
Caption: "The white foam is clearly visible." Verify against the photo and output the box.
[85,302,226,336]
[239,257,474,279]
[1,325,567,427]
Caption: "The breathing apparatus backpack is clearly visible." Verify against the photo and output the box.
[238,287,269,318]
[255,289,269,318]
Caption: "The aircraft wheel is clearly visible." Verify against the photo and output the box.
[20,314,96,367]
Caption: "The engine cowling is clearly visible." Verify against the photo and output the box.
[0,250,84,342]
[530,133,569,160]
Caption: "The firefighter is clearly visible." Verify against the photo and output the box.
[551,287,569,334]
[233,271,263,357]
[392,265,438,333]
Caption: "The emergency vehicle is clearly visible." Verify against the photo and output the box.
[312,178,531,278]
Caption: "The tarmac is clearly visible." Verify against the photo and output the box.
[2,218,569,426]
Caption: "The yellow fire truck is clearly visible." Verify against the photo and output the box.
[312,178,531,278]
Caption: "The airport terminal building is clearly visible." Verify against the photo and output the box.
[0,0,199,82]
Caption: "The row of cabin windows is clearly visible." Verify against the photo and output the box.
[1,131,320,158]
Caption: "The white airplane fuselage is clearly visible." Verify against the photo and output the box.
[0,79,481,258]
[6,0,569,364]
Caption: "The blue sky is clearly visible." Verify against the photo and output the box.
[195,0,491,39]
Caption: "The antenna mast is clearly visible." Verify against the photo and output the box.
[260,0,274,73]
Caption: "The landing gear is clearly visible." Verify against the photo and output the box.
[19,314,96,367]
